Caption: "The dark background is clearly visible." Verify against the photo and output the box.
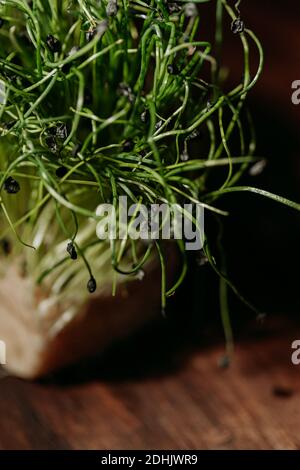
[221,0,300,315]
[177,0,300,326]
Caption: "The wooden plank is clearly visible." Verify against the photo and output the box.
[0,318,299,450]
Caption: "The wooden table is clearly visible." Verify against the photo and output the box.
[0,317,299,450]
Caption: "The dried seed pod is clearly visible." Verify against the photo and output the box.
[56,166,68,178]
[87,276,97,293]
[67,242,78,260]
[231,18,245,34]
[3,176,20,194]
[122,139,134,152]
[46,34,61,53]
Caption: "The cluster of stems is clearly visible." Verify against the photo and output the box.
[0,0,289,347]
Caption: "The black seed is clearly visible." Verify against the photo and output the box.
[3,177,20,194]
[45,135,59,153]
[86,29,96,42]
[0,18,4,29]
[140,110,149,123]
[48,123,67,140]
[46,34,61,53]
[56,166,68,178]
[1,238,11,255]
[87,276,97,293]
[67,242,78,260]
[231,18,245,34]
[167,63,179,75]
[122,139,134,152]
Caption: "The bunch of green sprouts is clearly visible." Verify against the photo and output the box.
[0,0,298,345]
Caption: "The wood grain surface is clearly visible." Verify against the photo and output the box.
[0,317,299,450]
